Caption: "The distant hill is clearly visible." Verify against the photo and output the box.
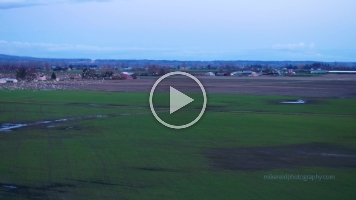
[0,54,355,67]
[0,54,91,62]
[0,54,36,61]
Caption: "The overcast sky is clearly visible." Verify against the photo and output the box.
[0,0,355,61]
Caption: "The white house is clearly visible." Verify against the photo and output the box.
[0,78,18,83]
[205,72,215,76]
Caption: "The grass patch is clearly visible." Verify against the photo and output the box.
[0,90,355,199]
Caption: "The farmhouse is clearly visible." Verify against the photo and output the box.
[205,72,215,76]
[242,70,254,76]
[232,71,254,76]
[0,78,18,83]
[37,75,47,81]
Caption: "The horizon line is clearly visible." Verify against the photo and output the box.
[1,53,355,63]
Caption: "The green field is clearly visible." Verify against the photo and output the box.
[0,90,355,199]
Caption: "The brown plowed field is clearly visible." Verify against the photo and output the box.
[73,74,356,98]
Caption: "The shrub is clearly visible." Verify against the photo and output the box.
[51,72,57,80]
[16,68,26,80]
[112,74,127,80]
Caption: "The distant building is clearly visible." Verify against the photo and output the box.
[0,78,18,83]
[328,71,356,74]
[232,71,254,76]
[37,75,47,81]
[122,72,133,76]
[53,67,68,71]
[231,71,243,76]
[205,72,215,76]
[311,70,328,74]
[242,70,254,76]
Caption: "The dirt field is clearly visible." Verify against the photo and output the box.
[75,74,356,98]
[2,74,356,97]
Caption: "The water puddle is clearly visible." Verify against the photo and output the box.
[0,123,28,131]
[279,99,306,104]
[0,110,164,132]
[54,119,68,122]
[0,120,62,132]
[3,185,17,189]
[88,104,110,107]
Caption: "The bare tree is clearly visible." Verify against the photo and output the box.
[45,62,50,72]
[26,68,37,81]
[101,66,114,78]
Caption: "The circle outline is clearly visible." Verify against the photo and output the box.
[149,72,207,129]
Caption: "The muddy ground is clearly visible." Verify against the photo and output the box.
[205,143,356,171]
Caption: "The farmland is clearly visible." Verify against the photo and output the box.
[1,78,356,199]
[2,74,356,97]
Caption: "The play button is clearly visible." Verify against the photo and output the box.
[170,86,194,114]
[149,72,207,129]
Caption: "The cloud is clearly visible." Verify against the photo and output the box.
[0,0,113,9]
[271,42,315,51]
[0,40,166,52]
[267,42,325,60]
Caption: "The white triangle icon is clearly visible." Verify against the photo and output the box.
[170,86,194,114]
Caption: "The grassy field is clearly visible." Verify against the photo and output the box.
[0,90,355,199]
